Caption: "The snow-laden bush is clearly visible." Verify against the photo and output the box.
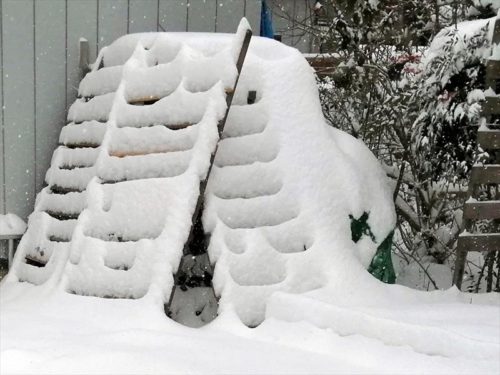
[308,3,498,292]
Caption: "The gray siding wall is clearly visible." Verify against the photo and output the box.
[0,0,264,221]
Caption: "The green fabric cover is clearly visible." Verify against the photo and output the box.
[349,212,375,242]
[349,212,396,284]
[368,231,396,284]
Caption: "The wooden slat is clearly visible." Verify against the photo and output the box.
[463,201,500,220]
[477,129,500,150]
[3,0,36,220]
[470,165,500,184]
[109,147,181,158]
[486,59,500,92]
[457,233,500,252]
[25,255,47,268]
[129,88,234,106]
[128,96,161,105]
[63,142,101,149]
[35,0,67,193]
[49,185,84,195]
[306,55,340,76]
[481,96,500,116]
[45,210,80,221]
[128,0,158,33]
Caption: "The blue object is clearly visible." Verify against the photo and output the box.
[260,0,274,39]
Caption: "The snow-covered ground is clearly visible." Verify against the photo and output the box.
[1,20,499,374]
[1,283,499,374]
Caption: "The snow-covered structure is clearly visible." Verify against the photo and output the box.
[1,19,499,375]
[7,19,394,327]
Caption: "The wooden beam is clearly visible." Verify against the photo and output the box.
[457,233,500,252]
[305,55,340,76]
[25,255,47,268]
[463,201,500,220]
[109,146,185,158]
[477,129,500,150]
[470,164,500,184]
[452,247,467,289]
[486,59,500,92]
[128,88,234,106]
[45,210,80,221]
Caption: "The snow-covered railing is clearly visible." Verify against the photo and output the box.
[0,213,26,270]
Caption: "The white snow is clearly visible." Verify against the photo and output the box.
[1,19,499,375]
[0,214,26,236]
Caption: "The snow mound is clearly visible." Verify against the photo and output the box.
[5,18,395,324]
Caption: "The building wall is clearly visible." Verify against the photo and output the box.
[0,0,265,220]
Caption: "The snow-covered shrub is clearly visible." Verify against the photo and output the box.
[307,3,499,291]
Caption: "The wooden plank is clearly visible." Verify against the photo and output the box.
[2,0,36,220]
[463,201,500,220]
[477,129,500,150]
[457,233,500,252]
[98,0,128,51]
[452,247,467,289]
[481,96,500,116]
[485,59,500,93]
[187,0,217,32]
[35,0,67,194]
[129,0,158,33]
[269,0,294,44]
[470,165,500,185]
[306,55,340,75]
[158,0,188,31]
[0,0,4,215]
[67,0,98,110]
[244,0,261,34]
[216,0,244,33]
[292,0,313,52]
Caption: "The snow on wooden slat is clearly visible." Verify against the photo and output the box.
[2,0,36,220]
[35,0,67,194]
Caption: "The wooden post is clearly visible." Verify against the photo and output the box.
[8,239,14,269]
[79,38,90,73]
